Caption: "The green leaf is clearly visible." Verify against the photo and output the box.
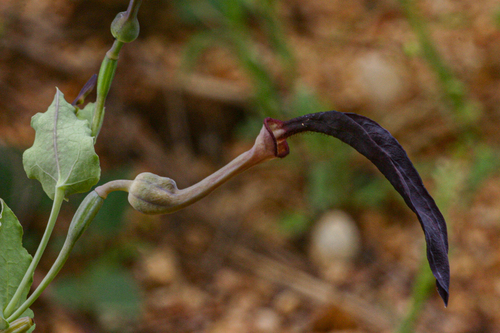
[0,200,33,326]
[23,89,100,200]
[76,102,95,126]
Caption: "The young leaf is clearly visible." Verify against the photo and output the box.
[76,102,95,126]
[0,200,34,326]
[23,89,100,200]
[266,111,450,306]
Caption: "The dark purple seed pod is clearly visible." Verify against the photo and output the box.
[265,111,450,306]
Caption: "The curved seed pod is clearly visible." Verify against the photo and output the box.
[265,111,450,306]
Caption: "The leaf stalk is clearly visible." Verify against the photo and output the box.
[6,192,104,322]
[4,187,65,319]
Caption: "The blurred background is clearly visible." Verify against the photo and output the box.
[1,0,500,332]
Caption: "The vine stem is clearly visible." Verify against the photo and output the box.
[4,187,65,319]
[91,39,123,138]
[91,0,142,138]
[4,0,143,323]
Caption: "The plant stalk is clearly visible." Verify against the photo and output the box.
[91,40,123,138]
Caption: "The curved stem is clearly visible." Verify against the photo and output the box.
[173,121,286,207]
[126,121,288,215]
[127,122,285,214]
[4,188,65,318]
[174,144,271,209]
[95,180,132,199]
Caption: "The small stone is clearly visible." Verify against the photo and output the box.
[354,52,408,106]
[254,308,281,333]
[309,210,362,269]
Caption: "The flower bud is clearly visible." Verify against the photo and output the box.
[128,172,181,215]
[110,11,140,43]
